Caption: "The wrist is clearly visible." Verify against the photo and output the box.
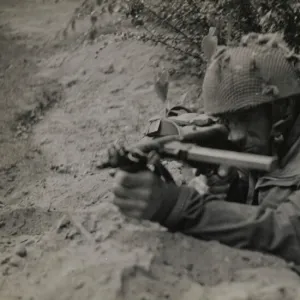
[162,185,203,230]
[145,182,182,223]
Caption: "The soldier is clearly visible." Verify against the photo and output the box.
[112,33,300,265]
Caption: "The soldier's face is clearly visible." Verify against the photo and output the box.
[221,105,272,155]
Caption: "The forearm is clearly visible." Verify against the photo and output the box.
[153,186,300,264]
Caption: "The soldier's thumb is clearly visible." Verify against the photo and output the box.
[217,165,230,178]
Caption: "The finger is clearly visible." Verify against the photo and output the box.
[214,193,227,201]
[188,177,209,195]
[114,170,154,188]
[108,169,116,177]
[113,183,151,201]
[108,145,120,166]
[114,170,139,188]
[113,196,148,211]
[109,143,126,159]
[217,166,238,181]
[209,184,230,194]
[189,178,208,190]
[205,193,227,201]
[108,145,117,158]
[207,174,229,186]
[113,139,124,149]
[147,150,161,165]
[112,182,127,198]
[217,165,231,178]
[122,209,145,219]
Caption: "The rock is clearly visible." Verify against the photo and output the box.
[103,63,115,74]
[108,169,116,177]
[2,267,10,276]
[252,284,300,300]
[66,79,78,88]
[50,164,72,174]
[9,256,22,267]
[181,282,206,300]
[66,228,78,240]
[15,245,27,258]
[208,283,254,300]
[74,281,85,290]
[56,215,70,233]
[1,257,11,265]
[233,267,300,285]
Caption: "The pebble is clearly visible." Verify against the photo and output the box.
[1,257,10,265]
[56,215,70,233]
[103,63,115,74]
[9,256,21,267]
[2,266,10,276]
[15,244,27,258]
[66,228,78,240]
[74,281,85,290]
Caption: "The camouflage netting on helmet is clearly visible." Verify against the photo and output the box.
[202,33,300,115]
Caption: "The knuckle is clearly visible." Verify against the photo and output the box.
[112,181,120,194]
[130,209,143,219]
[112,195,120,204]
[114,170,128,185]
[142,188,152,201]
[113,196,123,209]
[112,183,126,199]
[144,170,156,184]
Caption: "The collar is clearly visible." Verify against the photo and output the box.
[265,115,300,178]
[280,113,300,167]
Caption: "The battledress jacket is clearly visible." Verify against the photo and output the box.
[152,116,300,265]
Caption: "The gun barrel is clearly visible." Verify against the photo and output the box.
[163,142,277,172]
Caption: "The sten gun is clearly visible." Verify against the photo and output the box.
[96,123,278,183]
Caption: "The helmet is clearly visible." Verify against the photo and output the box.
[202,33,300,115]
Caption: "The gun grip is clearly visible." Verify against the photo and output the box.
[153,162,176,184]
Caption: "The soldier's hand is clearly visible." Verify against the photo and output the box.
[206,165,237,200]
[112,169,163,219]
[189,165,237,200]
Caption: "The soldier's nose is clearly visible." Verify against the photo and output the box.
[228,128,246,149]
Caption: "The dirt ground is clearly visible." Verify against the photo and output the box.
[1,1,300,299]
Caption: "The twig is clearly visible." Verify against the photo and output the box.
[85,188,111,207]
[68,212,96,246]
[143,27,202,60]
[142,3,200,49]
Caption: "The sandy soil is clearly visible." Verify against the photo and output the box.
[0,1,300,299]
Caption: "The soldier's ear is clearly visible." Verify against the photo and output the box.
[201,27,218,60]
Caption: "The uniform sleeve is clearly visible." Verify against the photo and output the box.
[157,185,300,265]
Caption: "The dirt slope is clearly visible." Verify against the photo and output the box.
[0,1,299,299]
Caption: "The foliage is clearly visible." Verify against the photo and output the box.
[124,0,300,76]
[62,0,300,78]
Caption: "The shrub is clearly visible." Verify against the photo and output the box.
[64,1,300,78]
[125,0,300,76]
